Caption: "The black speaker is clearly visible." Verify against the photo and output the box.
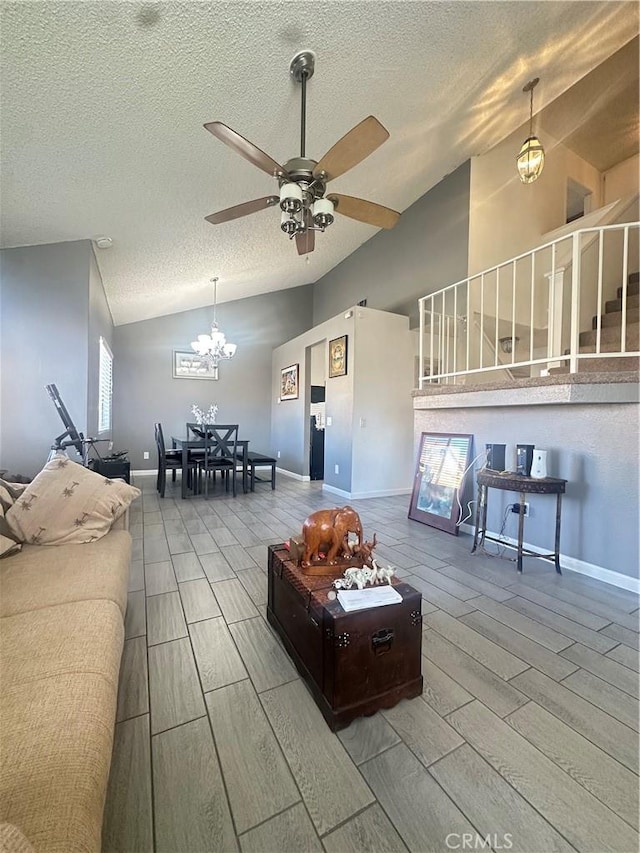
[485,443,506,472]
[516,444,534,476]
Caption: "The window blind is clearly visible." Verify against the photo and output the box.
[98,337,113,433]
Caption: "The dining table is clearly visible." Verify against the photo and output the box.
[171,435,250,499]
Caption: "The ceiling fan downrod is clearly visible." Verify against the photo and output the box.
[289,50,315,159]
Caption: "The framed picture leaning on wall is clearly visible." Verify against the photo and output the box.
[409,432,473,535]
[328,335,348,378]
[280,364,299,400]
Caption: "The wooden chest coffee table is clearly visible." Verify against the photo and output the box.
[267,545,423,731]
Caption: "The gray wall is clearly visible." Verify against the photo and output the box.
[0,240,106,477]
[312,161,471,327]
[414,394,639,579]
[272,307,414,498]
[114,285,313,472]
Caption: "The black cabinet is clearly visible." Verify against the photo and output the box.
[89,459,131,483]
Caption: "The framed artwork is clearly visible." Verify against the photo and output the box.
[173,350,219,380]
[408,432,473,535]
[280,363,299,400]
[328,335,348,378]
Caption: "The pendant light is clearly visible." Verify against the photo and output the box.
[191,277,237,368]
[516,77,545,184]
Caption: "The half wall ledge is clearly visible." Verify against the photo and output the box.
[413,372,639,409]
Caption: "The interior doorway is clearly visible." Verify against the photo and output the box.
[308,341,326,481]
[566,178,593,224]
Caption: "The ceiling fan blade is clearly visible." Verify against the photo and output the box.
[312,116,389,182]
[328,194,400,229]
[205,196,279,225]
[296,227,315,256]
[204,121,289,179]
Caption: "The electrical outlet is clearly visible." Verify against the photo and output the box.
[334,464,339,475]
[511,502,529,516]
[359,417,366,428]
[277,451,281,459]
[143,451,149,460]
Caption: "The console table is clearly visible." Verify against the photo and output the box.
[471,470,567,573]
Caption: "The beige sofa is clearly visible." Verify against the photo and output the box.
[0,519,131,853]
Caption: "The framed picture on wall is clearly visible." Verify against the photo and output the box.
[328,335,348,378]
[280,364,299,400]
[409,432,473,535]
[173,350,219,380]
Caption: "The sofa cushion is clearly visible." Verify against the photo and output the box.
[1,599,124,690]
[0,823,35,853]
[0,673,119,853]
[0,507,22,558]
[0,529,131,619]
[5,456,140,546]
[0,481,27,558]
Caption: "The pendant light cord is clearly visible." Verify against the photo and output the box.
[211,277,218,325]
[529,85,534,137]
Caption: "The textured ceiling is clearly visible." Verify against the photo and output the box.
[540,36,639,172]
[1,1,638,325]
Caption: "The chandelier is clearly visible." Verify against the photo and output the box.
[516,77,545,184]
[191,277,237,368]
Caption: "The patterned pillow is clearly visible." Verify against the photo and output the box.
[0,480,28,557]
[5,456,141,546]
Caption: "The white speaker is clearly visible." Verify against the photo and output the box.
[530,449,548,479]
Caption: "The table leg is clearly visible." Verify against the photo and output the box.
[471,484,485,553]
[554,493,563,574]
[517,491,525,572]
[181,443,188,499]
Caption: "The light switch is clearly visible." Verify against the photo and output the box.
[334,464,339,475]
[326,416,332,426]
[360,417,366,428]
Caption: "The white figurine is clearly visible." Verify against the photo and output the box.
[333,561,395,591]
[371,559,396,584]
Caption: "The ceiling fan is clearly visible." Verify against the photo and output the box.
[203,51,400,255]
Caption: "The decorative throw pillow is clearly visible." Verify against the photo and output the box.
[0,480,28,557]
[5,456,141,546]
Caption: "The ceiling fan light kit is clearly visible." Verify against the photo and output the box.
[203,51,400,255]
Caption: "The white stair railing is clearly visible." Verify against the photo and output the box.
[418,221,639,387]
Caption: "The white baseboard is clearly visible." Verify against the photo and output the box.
[276,467,310,482]
[351,488,412,500]
[459,523,640,593]
[323,484,412,500]
[131,469,156,477]
[322,484,351,499]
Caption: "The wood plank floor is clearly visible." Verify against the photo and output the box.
[103,475,639,853]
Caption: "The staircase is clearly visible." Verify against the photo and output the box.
[551,271,639,374]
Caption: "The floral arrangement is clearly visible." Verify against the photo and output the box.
[191,403,218,425]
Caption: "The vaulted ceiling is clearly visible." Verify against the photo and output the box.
[1,1,637,325]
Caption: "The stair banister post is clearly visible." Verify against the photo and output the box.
[544,264,565,370]
[569,231,581,374]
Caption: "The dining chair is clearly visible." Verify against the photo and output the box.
[198,424,239,498]
[154,422,195,498]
